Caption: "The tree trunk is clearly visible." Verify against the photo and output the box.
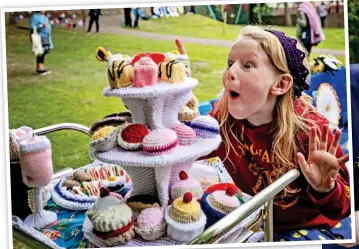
[257,3,262,24]
[284,3,292,26]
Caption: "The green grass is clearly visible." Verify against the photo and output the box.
[7,26,226,171]
[133,14,345,51]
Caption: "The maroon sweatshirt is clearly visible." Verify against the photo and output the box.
[204,100,351,233]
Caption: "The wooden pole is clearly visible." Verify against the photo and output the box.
[223,11,227,35]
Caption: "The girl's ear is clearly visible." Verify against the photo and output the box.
[270,74,293,96]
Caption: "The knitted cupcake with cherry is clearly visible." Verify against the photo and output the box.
[165,192,206,242]
[86,188,135,246]
[201,184,242,228]
[134,207,167,241]
[170,171,203,201]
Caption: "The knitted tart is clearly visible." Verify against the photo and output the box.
[142,128,179,155]
[117,123,150,151]
[165,192,206,242]
[134,207,167,241]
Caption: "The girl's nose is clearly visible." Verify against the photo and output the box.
[228,68,236,82]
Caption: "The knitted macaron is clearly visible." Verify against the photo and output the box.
[189,116,220,138]
[90,126,119,152]
[117,123,150,151]
[87,188,135,246]
[171,123,196,145]
[165,192,206,242]
[126,194,161,213]
[171,171,203,201]
[89,110,133,135]
[201,185,242,228]
[142,128,179,155]
[134,207,166,241]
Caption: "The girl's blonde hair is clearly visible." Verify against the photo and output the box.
[214,26,319,207]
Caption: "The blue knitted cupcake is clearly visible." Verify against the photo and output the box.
[201,186,241,228]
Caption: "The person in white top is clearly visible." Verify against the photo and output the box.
[318,2,329,27]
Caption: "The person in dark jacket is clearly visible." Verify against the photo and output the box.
[87,9,101,33]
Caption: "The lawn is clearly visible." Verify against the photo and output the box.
[133,14,345,51]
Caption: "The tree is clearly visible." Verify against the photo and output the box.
[284,3,292,26]
[348,0,359,63]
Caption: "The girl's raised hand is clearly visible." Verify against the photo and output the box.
[175,39,187,55]
[297,124,349,193]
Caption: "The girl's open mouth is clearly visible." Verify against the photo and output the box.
[229,90,240,100]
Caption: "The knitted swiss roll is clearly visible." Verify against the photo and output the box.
[201,185,242,228]
[19,135,53,188]
[90,126,120,152]
[134,207,167,241]
[165,192,206,242]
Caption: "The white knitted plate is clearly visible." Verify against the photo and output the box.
[83,192,262,247]
[102,77,198,99]
[94,135,221,168]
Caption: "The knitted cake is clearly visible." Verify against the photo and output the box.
[126,194,161,213]
[133,57,158,88]
[189,116,220,138]
[165,192,206,242]
[188,162,220,191]
[89,110,133,135]
[171,123,196,145]
[178,95,200,123]
[117,123,150,151]
[142,128,179,155]
[90,126,120,152]
[134,207,167,241]
[171,171,203,200]
[201,185,242,228]
[87,188,135,246]
[158,59,186,84]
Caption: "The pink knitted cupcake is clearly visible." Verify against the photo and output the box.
[133,57,158,88]
[142,129,179,155]
[171,171,203,200]
[134,207,166,241]
[171,123,196,145]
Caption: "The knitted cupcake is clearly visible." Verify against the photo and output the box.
[171,171,203,201]
[189,116,220,138]
[165,192,206,242]
[201,185,242,228]
[87,188,135,246]
[133,57,158,88]
[134,207,166,241]
[142,128,179,155]
[89,110,133,135]
[90,126,119,152]
[126,194,161,213]
[171,123,196,145]
[179,95,200,123]
[117,123,150,151]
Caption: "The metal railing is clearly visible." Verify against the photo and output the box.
[12,123,300,248]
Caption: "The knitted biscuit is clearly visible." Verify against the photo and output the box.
[201,185,241,228]
[171,123,196,146]
[158,60,186,83]
[165,192,206,242]
[117,123,150,151]
[186,95,199,110]
[189,116,220,138]
[73,170,91,182]
[133,57,158,88]
[126,194,161,213]
[62,179,80,190]
[142,129,179,155]
[171,171,203,201]
[134,207,166,241]
[90,126,119,152]
[89,110,133,135]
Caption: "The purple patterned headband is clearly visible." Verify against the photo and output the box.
[265,29,309,97]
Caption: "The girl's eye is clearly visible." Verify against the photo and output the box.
[244,62,254,69]
[227,61,234,68]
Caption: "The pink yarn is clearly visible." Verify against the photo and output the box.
[20,136,53,188]
[137,207,164,229]
[133,57,158,88]
[171,123,196,145]
[142,129,179,155]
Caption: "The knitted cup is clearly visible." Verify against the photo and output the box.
[19,135,53,188]
[133,57,158,88]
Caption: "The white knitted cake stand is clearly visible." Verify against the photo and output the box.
[92,77,222,207]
